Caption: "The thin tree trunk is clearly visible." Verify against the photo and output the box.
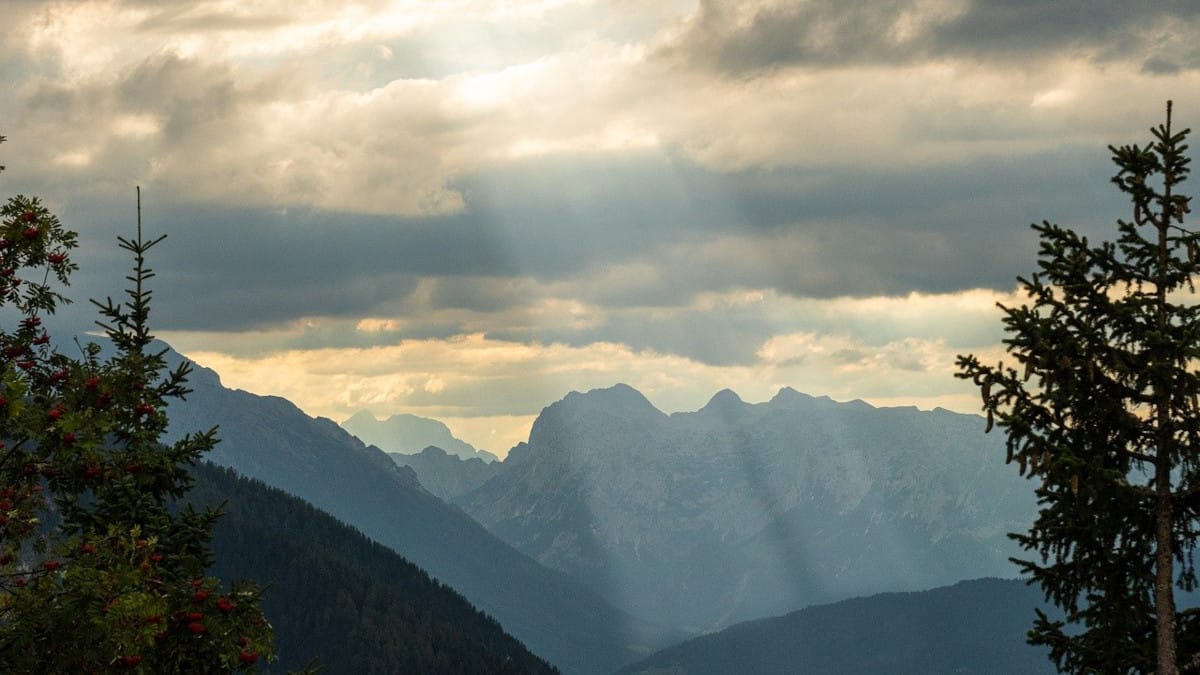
[1155,100,1179,675]
[1157,451,1179,675]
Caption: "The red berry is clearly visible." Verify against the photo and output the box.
[61,432,76,445]
[150,553,163,563]
[84,376,100,390]
[42,560,60,571]
[187,621,206,635]
[31,333,49,345]
[185,611,204,621]
[48,408,62,420]
[121,654,142,667]
[80,542,95,554]
[16,360,33,371]
[20,211,36,223]
[83,465,101,479]
[192,589,210,604]
[239,650,258,664]
[135,403,155,416]
[47,252,66,265]
[22,226,38,239]
[20,317,39,329]
[216,596,235,612]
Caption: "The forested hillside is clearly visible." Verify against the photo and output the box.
[186,462,558,674]
[618,578,1055,675]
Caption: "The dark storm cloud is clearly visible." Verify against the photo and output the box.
[665,0,1200,76]
[56,202,499,332]
[45,143,1128,339]
[488,307,775,366]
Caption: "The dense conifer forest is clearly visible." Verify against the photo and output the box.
[187,462,558,674]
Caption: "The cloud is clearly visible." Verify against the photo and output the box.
[7,0,1200,446]
[661,0,1200,76]
[29,139,1133,344]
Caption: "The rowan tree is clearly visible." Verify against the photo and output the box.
[957,103,1200,674]
[0,136,275,672]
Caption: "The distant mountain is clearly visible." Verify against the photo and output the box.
[162,351,678,675]
[389,446,500,501]
[343,410,499,462]
[617,578,1056,675]
[458,384,1038,632]
[189,462,557,674]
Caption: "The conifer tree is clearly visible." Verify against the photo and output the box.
[957,103,1200,674]
[0,136,275,672]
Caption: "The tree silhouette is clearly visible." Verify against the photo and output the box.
[0,136,275,673]
[958,103,1200,674]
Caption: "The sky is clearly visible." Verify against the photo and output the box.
[2,1,1200,458]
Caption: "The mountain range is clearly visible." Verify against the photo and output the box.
[388,446,500,501]
[342,410,499,462]
[457,384,1038,632]
[161,350,677,674]
[156,340,1048,671]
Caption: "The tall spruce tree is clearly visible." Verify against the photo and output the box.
[957,103,1200,674]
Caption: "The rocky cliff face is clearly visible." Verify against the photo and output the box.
[389,446,500,501]
[458,384,1037,632]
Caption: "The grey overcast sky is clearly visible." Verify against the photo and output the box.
[2,0,1198,456]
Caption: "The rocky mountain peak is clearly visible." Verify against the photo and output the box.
[700,388,745,412]
[562,383,661,412]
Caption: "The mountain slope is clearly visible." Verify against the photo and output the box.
[617,578,1055,675]
[189,462,557,674]
[389,446,500,501]
[343,410,498,462]
[458,384,1038,632]
[164,353,674,675]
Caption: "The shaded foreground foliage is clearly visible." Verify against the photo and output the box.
[0,135,274,672]
[959,104,1200,673]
